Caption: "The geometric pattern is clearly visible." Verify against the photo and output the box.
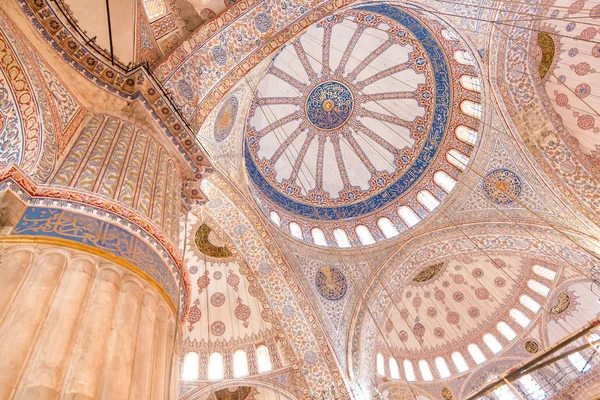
[482,168,522,205]
[245,4,455,221]
[315,266,347,300]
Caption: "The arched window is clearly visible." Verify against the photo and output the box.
[389,357,400,379]
[447,149,469,171]
[510,309,531,328]
[403,360,416,381]
[256,345,272,373]
[468,344,486,364]
[419,360,433,381]
[311,228,327,246]
[483,334,503,354]
[454,50,475,65]
[333,229,351,248]
[442,29,459,41]
[182,352,199,380]
[435,357,451,378]
[233,350,249,378]
[377,218,399,238]
[460,101,483,119]
[532,265,557,281]
[207,352,224,380]
[270,211,281,226]
[376,353,385,376]
[494,385,518,400]
[518,375,546,400]
[142,0,167,20]
[528,280,550,296]
[520,295,541,313]
[460,75,482,92]
[417,190,440,211]
[568,352,591,373]
[398,206,420,227]
[289,222,303,239]
[434,171,457,193]
[589,333,600,350]
[497,321,517,341]
[451,352,469,373]
[355,225,376,245]
[455,126,478,146]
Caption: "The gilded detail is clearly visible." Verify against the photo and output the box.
[413,262,445,282]
[194,223,233,258]
[537,32,555,79]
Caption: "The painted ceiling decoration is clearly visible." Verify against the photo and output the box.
[195,223,233,258]
[4,0,600,398]
[412,262,445,282]
[245,4,482,245]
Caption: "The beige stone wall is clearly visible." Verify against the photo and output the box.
[0,242,180,400]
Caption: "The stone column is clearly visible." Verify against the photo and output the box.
[98,278,143,400]
[18,258,95,399]
[0,243,180,400]
[129,291,160,399]
[0,251,66,398]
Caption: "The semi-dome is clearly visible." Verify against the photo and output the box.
[244,4,483,247]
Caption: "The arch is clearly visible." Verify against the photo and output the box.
[417,190,440,211]
[389,357,400,380]
[233,350,249,378]
[454,50,475,65]
[208,352,224,380]
[403,360,416,381]
[289,222,303,239]
[377,218,399,238]
[434,171,457,193]
[460,75,482,92]
[447,149,469,171]
[311,228,328,246]
[333,229,351,248]
[376,353,385,376]
[452,352,469,373]
[355,225,376,245]
[528,280,550,296]
[256,345,272,373]
[468,344,486,365]
[460,100,483,119]
[455,125,478,146]
[520,294,541,312]
[269,211,281,226]
[532,265,557,280]
[435,357,451,378]
[483,334,503,354]
[398,206,420,227]
[182,352,199,380]
[510,309,531,328]
[497,321,517,341]
[418,360,433,381]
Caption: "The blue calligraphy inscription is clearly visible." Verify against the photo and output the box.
[12,207,178,304]
[245,4,451,220]
[306,81,354,130]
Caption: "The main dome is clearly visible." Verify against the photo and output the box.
[244,4,483,246]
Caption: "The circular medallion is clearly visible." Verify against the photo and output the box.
[305,81,354,130]
[525,340,540,353]
[315,266,347,300]
[483,169,522,205]
[214,96,239,142]
[210,321,226,336]
[211,292,225,307]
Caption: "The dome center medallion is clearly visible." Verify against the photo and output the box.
[306,81,354,130]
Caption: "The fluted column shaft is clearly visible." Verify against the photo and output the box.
[0,243,179,400]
